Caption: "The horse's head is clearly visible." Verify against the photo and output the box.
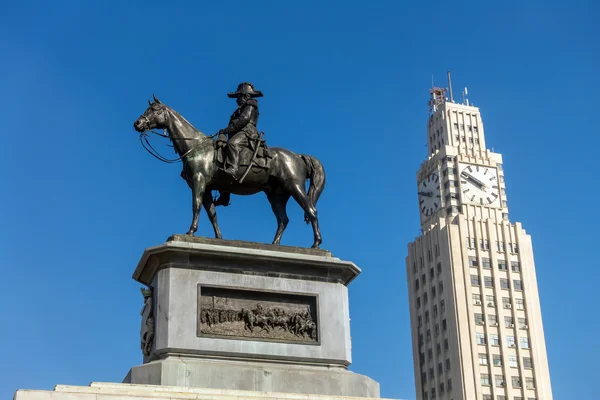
[133,95,169,132]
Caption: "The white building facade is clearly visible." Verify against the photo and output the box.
[405,87,553,400]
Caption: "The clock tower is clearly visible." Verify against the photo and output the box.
[406,77,553,400]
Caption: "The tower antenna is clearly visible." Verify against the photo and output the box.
[447,71,454,103]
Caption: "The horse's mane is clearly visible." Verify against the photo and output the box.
[164,104,207,137]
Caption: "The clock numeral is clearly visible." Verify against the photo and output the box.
[470,195,476,202]
[480,197,484,205]
[434,203,438,208]
[419,199,425,205]
[467,166,473,173]
[463,188,470,193]
[487,197,493,204]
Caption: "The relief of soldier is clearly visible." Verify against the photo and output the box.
[200,303,317,340]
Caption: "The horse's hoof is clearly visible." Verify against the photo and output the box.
[186,230,195,236]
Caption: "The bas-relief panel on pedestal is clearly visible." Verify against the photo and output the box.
[197,285,319,344]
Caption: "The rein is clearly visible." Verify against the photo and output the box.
[139,128,217,164]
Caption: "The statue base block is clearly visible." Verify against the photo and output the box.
[124,358,380,397]
[127,236,379,398]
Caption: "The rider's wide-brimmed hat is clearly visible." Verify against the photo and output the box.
[227,82,263,98]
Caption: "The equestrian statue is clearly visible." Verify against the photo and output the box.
[133,82,325,248]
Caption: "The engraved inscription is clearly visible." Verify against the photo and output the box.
[198,285,318,344]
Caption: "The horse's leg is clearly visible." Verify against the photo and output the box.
[202,192,222,239]
[287,183,322,248]
[186,173,206,235]
[266,191,290,245]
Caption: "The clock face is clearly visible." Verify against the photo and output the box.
[418,172,442,217]
[458,163,501,206]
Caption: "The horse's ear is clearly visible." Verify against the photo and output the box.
[153,94,161,104]
[148,100,152,106]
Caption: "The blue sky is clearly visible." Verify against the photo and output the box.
[1,1,598,399]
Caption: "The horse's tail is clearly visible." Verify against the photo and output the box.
[300,154,326,224]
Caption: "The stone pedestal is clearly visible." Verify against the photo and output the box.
[14,382,393,400]
[125,236,379,398]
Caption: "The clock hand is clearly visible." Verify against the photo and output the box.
[461,172,487,190]
[418,191,433,197]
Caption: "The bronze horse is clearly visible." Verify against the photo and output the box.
[133,96,325,248]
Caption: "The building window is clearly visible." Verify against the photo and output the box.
[436,343,441,355]
[413,261,417,273]
[495,374,505,387]
[444,338,449,350]
[471,274,480,286]
[511,261,521,272]
[498,260,507,270]
[417,297,421,308]
[493,354,502,367]
[482,257,491,268]
[424,292,428,304]
[500,278,510,289]
[430,267,435,279]
[481,374,490,386]
[431,388,436,399]
[418,315,422,327]
[486,295,495,306]
[520,337,530,349]
[483,396,492,400]
[437,262,442,274]
[428,348,433,360]
[467,237,475,248]
[502,297,511,308]
[425,310,430,323]
[438,363,443,374]
[415,279,420,291]
[479,353,488,365]
[514,280,523,290]
[421,372,427,384]
[432,286,437,298]
[469,256,478,267]
[433,305,438,318]
[422,274,427,285]
[441,300,446,313]
[429,367,434,379]
[419,333,424,345]
[439,281,444,294]
[460,123,465,130]
[447,378,452,391]
[439,382,444,394]
[505,316,514,327]
[473,293,482,304]
[506,335,516,347]
[523,357,533,369]
[526,377,536,389]
[484,276,494,287]
[453,123,458,130]
[426,329,431,341]
[475,313,485,324]
[445,358,451,371]
[488,314,498,325]
[489,334,500,346]
[509,355,518,368]
[512,376,522,388]
[518,317,528,329]
[515,298,524,310]
[435,324,440,336]
[442,319,447,330]
[476,332,486,345]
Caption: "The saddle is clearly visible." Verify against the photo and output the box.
[216,133,273,171]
